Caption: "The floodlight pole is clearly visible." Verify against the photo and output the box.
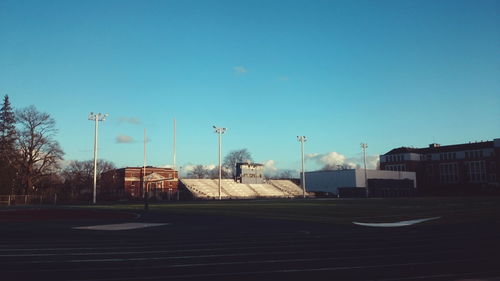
[361,143,368,197]
[173,118,176,170]
[214,126,226,200]
[88,112,108,204]
[144,128,149,210]
[297,136,307,198]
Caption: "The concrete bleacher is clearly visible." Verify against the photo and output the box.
[248,183,287,198]
[221,179,259,198]
[181,179,228,199]
[268,180,305,196]
[180,179,303,199]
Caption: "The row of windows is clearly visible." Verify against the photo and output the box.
[130,181,176,187]
[439,163,458,183]
[386,155,404,162]
[465,150,484,159]
[414,150,489,162]
[241,174,263,178]
[385,164,406,171]
[439,153,456,161]
[465,161,487,183]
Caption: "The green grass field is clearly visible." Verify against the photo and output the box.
[85,197,500,225]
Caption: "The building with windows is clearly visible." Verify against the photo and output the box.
[101,167,179,199]
[380,139,500,194]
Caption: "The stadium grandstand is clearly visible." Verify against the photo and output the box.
[179,179,305,199]
[179,162,306,199]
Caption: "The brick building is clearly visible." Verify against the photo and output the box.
[101,167,178,199]
[380,139,500,194]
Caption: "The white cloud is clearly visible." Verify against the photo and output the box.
[116,135,134,143]
[263,160,299,178]
[233,66,247,75]
[346,155,380,170]
[306,151,380,170]
[264,160,278,175]
[306,151,348,166]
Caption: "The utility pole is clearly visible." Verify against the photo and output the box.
[297,136,307,199]
[88,112,108,204]
[173,118,177,170]
[361,143,368,197]
[213,126,227,200]
[144,128,148,210]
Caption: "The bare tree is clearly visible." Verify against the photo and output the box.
[223,149,253,179]
[206,166,228,179]
[278,170,295,179]
[187,165,208,179]
[321,163,353,171]
[16,106,64,194]
[62,159,115,199]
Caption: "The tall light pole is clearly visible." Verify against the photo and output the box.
[361,142,368,197]
[88,112,108,204]
[144,128,148,210]
[213,126,226,200]
[173,118,176,170]
[297,136,307,198]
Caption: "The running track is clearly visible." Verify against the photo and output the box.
[1,210,499,281]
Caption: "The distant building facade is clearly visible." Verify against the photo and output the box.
[305,169,416,197]
[101,167,178,199]
[380,139,500,194]
[235,163,264,184]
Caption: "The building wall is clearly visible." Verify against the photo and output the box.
[305,170,357,194]
[355,169,417,188]
[380,139,500,194]
[305,169,416,195]
[101,167,178,199]
[236,163,264,184]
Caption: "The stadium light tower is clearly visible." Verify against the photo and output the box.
[144,128,148,210]
[297,136,307,198]
[213,126,227,200]
[88,112,108,204]
[361,142,368,197]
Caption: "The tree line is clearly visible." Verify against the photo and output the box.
[0,95,295,199]
[186,148,296,180]
[0,95,114,200]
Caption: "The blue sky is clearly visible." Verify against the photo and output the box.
[1,0,499,174]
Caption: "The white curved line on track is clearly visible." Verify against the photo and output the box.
[353,217,441,227]
[73,222,169,231]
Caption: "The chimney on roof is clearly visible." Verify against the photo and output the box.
[429,143,440,148]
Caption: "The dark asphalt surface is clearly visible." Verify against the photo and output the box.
[1,209,500,281]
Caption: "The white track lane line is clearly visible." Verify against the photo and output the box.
[353,217,441,227]
[73,222,170,231]
[65,258,477,281]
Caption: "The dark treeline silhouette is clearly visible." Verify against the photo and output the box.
[0,95,115,202]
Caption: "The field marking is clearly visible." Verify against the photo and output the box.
[0,249,468,273]
[73,222,169,231]
[353,217,441,227]
[0,244,438,259]
[64,258,476,281]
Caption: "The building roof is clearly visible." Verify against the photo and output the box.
[236,162,264,167]
[383,140,494,155]
[120,166,176,170]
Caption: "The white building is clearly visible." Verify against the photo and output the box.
[305,169,416,195]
